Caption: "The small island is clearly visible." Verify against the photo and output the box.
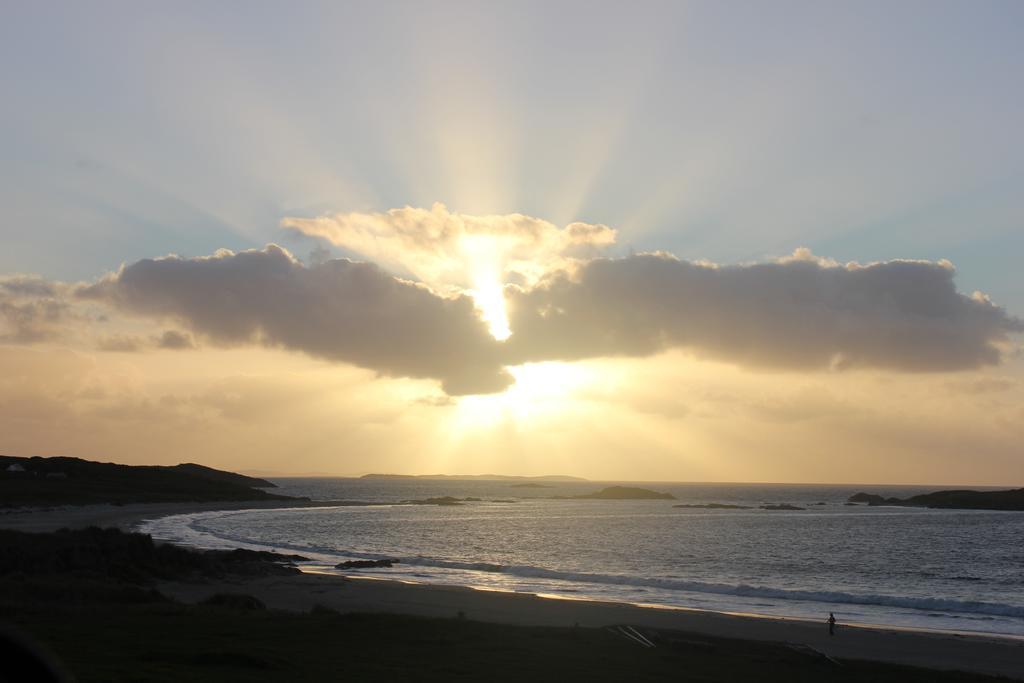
[847,488,1024,511]
[673,503,753,509]
[760,504,806,511]
[401,496,466,506]
[570,486,676,500]
[400,496,519,505]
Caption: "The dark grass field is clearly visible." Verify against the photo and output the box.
[3,586,1010,683]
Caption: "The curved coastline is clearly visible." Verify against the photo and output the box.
[147,505,1024,638]
[142,506,1024,630]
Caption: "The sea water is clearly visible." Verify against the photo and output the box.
[140,479,1024,636]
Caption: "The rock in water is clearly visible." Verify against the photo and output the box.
[335,559,397,569]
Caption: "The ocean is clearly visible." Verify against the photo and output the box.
[140,479,1024,637]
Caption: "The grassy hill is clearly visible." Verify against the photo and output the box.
[0,456,297,507]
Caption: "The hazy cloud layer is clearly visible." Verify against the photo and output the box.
[283,203,616,290]
[505,251,1022,372]
[0,275,72,343]
[157,329,195,350]
[77,245,511,395]
[96,330,196,352]
[96,335,143,352]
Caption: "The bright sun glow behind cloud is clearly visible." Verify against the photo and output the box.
[453,361,596,428]
[281,204,617,346]
[459,234,512,341]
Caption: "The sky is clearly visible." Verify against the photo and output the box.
[1,1,1023,484]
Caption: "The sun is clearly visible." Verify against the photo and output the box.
[469,279,511,341]
[449,233,598,415]
[453,237,594,413]
[452,361,593,429]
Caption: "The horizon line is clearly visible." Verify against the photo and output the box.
[240,470,1023,489]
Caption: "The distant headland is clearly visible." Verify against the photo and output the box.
[360,473,587,482]
[848,488,1024,511]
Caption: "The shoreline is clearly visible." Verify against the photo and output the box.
[309,570,1024,643]
[0,498,375,534]
[4,500,1023,679]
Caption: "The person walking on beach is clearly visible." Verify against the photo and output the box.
[828,612,836,636]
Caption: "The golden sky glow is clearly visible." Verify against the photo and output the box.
[2,341,1022,485]
[3,4,1024,485]
[1,202,1022,484]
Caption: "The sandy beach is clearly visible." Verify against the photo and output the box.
[160,573,1024,679]
[4,502,1023,679]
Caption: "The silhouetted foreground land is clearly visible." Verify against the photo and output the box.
[0,528,1014,682]
[0,455,300,507]
[0,527,306,581]
[849,488,1024,511]
[8,600,1012,683]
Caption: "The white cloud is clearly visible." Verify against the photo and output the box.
[282,202,616,291]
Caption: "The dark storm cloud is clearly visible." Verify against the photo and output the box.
[503,253,1023,372]
[77,245,512,395]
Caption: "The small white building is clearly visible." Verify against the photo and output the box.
[5,463,25,472]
